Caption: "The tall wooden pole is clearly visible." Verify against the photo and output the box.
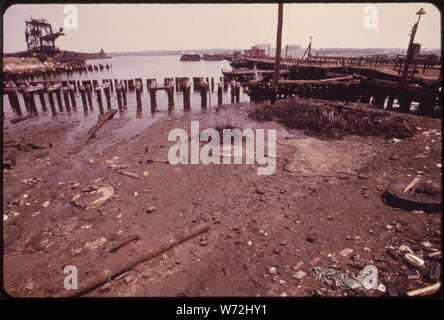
[271,3,283,105]
[272,3,283,91]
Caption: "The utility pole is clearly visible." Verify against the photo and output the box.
[402,8,426,80]
[272,3,283,103]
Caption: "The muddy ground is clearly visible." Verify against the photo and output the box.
[2,99,441,298]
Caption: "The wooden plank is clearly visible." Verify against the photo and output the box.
[407,283,440,297]
[85,109,117,144]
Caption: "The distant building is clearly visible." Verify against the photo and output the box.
[246,45,266,58]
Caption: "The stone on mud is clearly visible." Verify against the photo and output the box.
[71,184,114,210]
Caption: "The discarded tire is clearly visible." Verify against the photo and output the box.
[385,182,441,212]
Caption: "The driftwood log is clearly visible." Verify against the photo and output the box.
[55,224,209,298]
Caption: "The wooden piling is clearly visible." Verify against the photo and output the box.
[217,83,223,105]
[6,85,22,115]
[27,88,37,113]
[398,94,412,113]
[166,80,174,111]
[122,83,127,107]
[69,85,77,109]
[80,86,88,113]
[230,82,236,103]
[235,83,240,103]
[20,86,31,112]
[148,80,157,112]
[37,90,47,111]
[386,96,395,110]
[135,81,142,110]
[86,84,93,110]
[200,80,208,109]
[182,79,191,111]
[96,87,104,114]
[116,82,123,110]
[136,78,143,92]
[63,87,71,111]
[104,86,112,110]
[55,87,64,111]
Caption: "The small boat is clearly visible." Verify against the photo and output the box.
[202,53,223,61]
[180,53,201,61]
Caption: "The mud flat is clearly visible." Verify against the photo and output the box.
[2,99,441,297]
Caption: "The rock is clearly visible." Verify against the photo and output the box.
[351,254,360,261]
[306,234,317,243]
[123,275,134,284]
[199,237,208,246]
[146,206,156,214]
[85,237,107,250]
[269,267,277,274]
[399,244,414,255]
[42,201,50,208]
[384,224,393,230]
[71,184,114,210]
[339,248,353,257]
[293,271,307,280]
[377,283,386,293]
[25,282,34,292]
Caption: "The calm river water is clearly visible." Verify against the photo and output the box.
[3,55,250,137]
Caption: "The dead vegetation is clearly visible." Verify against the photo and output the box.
[249,99,416,140]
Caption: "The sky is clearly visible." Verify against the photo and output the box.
[2,3,441,53]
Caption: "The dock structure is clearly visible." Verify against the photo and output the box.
[2,64,441,120]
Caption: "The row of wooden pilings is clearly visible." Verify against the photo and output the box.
[2,63,112,83]
[248,80,438,115]
[3,76,243,117]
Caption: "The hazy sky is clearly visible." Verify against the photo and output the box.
[3,3,441,53]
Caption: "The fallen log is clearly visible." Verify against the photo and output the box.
[85,109,117,144]
[55,224,209,298]
[10,115,33,124]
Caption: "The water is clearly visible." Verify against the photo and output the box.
[3,55,249,137]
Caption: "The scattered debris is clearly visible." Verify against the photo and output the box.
[385,182,441,212]
[293,271,307,280]
[313,264,380,291]
[406,283,441,297]
[56,224,209,297]
[118,170,140,179]
[313,266,362,290]
[146,206,155,213]
[403,253,425,268]
[71,184,115,210]
[110,234,140,253]
[339,248,353,257]
[85,237,107,250]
